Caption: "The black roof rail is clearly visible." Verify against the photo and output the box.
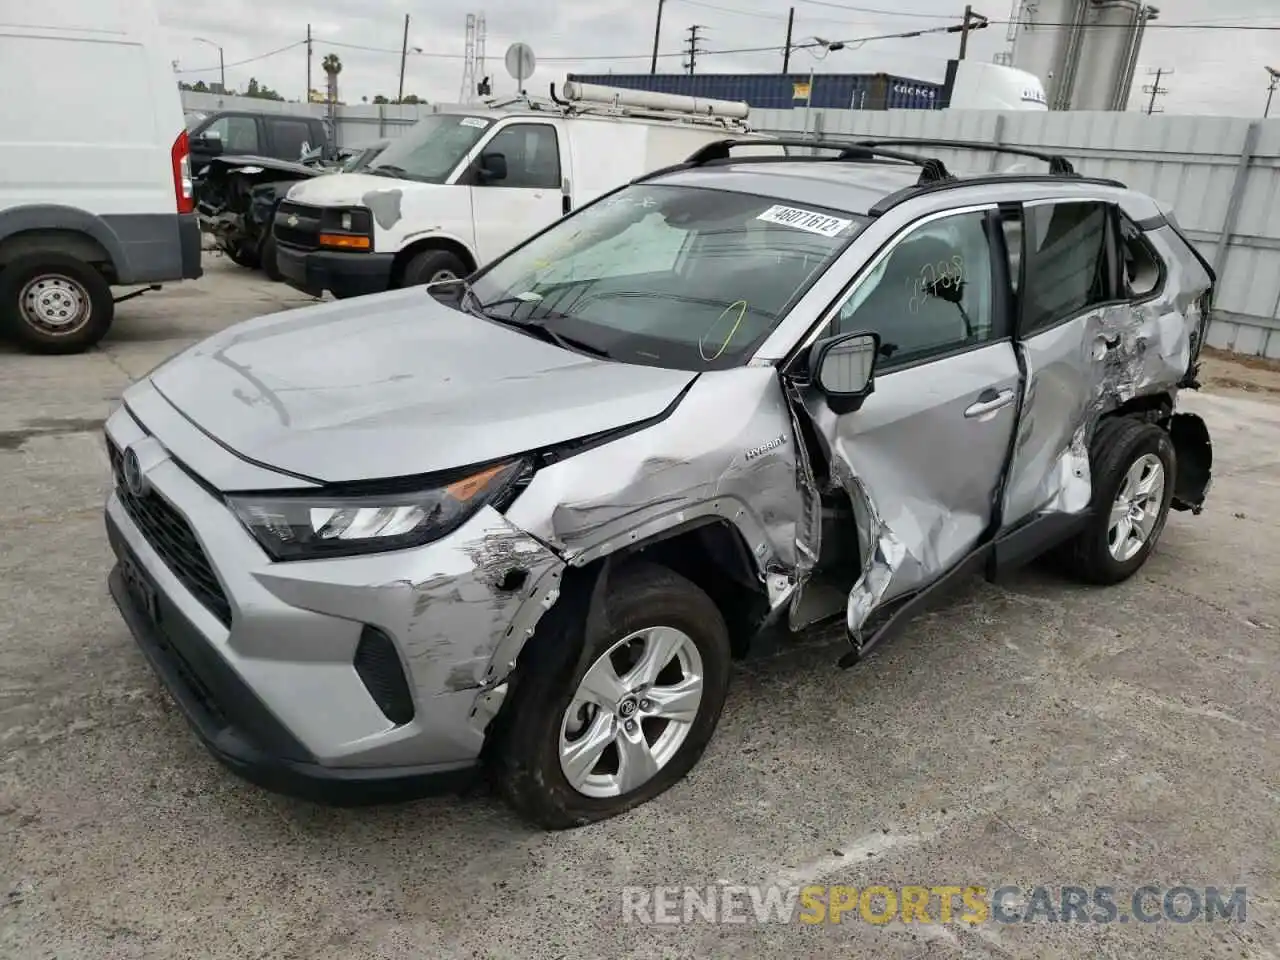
[850,138,1079,177]
[683,138,955,185]
[867,172,1128,217]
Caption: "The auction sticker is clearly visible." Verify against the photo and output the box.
[459,117,490,128]
[756,205,852,238]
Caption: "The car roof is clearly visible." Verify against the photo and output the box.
[640,142,1165,223]
[654,161,921,218]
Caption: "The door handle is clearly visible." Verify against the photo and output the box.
[964,388,1016,419]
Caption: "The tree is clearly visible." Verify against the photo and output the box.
[242,77,284,101]
[321,53,342,103]
[400,94,422,104]
[372,94,389,104]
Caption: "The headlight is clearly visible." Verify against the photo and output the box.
[228,459,528,561]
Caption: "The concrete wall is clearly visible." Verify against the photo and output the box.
[754,108,1280,359]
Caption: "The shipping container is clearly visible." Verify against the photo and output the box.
[565,72,946,111]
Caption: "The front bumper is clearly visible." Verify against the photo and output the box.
[102,397,563,803]
[276,243,394,299]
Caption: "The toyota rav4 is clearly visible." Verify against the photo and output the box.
[104,137,1215,829]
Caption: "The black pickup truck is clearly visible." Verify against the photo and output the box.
[187,110,335,175]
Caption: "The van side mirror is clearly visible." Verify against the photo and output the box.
[478,152,507,182]
[192,134,223,156]
[809,331,879,414]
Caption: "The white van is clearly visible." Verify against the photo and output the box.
[0,1,201,354]
[274,82,778,299]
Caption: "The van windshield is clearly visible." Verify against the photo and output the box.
[363,114,492,183]
[467,184,868,370]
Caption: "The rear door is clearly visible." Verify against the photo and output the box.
[266,116,318,162]
[465,121,567,264]
[998,198,1128,527]
[797,204,1021,634]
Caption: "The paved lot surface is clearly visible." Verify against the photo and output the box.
[2,258,1279,959]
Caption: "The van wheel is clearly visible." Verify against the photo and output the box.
[1056,417,1176,585]
[0,254,115,355]
[493,563,732,830]
[400,249,467,288]
[260,233,282,282]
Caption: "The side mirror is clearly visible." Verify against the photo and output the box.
[478,151,507,182]
[192,135,223,156]
[809,331,880,414]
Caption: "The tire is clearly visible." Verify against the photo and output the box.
[260,232,283,282]
[222,241,259,270]
[399,248,467,288]
[493,562,732,829]
[1056,417,1177,585]
[0,253,114,355]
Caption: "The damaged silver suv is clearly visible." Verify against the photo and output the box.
[104,137,1215,828]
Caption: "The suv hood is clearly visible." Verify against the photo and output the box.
[287,171,431,206]
[146,290,696,485]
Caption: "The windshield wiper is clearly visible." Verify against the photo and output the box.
[481,311,611,359]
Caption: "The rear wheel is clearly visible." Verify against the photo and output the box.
[493,563,732,829]
[0,254,114,354]
[399,248,468,288]
[1056,417,1176,585]
[221,241,259,269]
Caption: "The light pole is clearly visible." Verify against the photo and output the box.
[1266,66,1279,119]
[801,37,845,142]
[193,37,224,93]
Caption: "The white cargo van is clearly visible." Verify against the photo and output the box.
[0,1,201,354]
[274,82,779,299]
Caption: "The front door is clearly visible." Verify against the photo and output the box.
[797,205,1021,636]
[467,122,566,264]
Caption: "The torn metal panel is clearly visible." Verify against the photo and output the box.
[799,343,1022,635]
[1001,225,1215,526]
[505,366,805,583]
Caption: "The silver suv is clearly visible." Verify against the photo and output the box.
[104,137,1216,828]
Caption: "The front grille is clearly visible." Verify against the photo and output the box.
[274,200,322,250]
[108,438,232,627]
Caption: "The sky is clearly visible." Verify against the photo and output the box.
[163,0,1280,117]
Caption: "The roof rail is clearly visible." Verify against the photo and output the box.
[684,138,955,185]
[851,138,1078,177]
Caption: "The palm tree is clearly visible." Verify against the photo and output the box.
[321,53,342,102]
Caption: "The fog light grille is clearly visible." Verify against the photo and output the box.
[353,626,415,725]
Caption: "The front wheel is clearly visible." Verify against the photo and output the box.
[1057,417,1176,585]
[0,254,115,354]
[399,248,468,288]
[493,563,732,829]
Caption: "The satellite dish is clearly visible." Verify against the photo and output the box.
[505,42,536,90]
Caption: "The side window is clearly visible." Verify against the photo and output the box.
[479,123,561,189]
[1117,211,1164,299]
[1021,200,1112,335]
[270,119,315,161]
[828,210,996,369]
[204,115,260,154]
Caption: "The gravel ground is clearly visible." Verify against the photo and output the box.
[2,257,1279,959]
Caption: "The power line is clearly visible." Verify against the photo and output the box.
[174,39,305,74]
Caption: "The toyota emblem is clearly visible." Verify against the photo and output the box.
[122,447,148,498]
[618,698,638,718]
[287,214,299,227]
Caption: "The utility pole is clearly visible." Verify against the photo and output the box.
[1266,67,1280,118]
[306,24,313,103]
[955,6,988,60]
[783,7,795,73]
[397,14,409,103]
[649,0,666,75]
[1142,66,1171,114]
[683,24,705,76]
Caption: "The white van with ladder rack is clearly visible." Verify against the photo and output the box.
[273,81,780,299]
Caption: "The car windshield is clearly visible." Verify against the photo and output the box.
[363,115,491,183]
[467,183,868,370]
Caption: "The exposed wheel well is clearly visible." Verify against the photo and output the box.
[1102,392,1174,424]
[389,237,477,288]
[0,229,116,283]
